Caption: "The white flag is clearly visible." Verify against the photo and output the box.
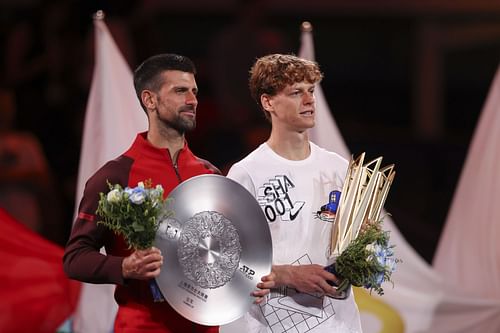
[298,25,447,333]
[299,27,350,160]
[431,65,500,330]
[434,64,500,293]
[72,16,147,333]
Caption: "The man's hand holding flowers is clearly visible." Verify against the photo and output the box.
[122,247,163,280]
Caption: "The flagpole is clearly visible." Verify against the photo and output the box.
[93,10,105,20]
[301,21,312,32]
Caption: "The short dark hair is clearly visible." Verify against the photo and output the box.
[249,54,323,121]
[133,53,196,111]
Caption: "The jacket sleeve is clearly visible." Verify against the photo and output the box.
[62,161,127,285]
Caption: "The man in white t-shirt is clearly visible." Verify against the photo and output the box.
[225,54,362,333]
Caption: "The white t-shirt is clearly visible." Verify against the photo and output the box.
[224,142,362,333]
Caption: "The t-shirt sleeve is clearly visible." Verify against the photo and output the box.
[226,163,256,198]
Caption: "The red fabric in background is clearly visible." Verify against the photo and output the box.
[0,208,80,333]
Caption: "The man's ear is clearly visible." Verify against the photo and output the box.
[141,90,156,111]
[261,94,273,112]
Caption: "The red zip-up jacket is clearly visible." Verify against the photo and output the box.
[63,132,220,333]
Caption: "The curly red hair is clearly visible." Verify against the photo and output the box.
[249,54,323,121]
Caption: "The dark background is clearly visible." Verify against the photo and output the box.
[1,0,500,263]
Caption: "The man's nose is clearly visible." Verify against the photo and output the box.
[303,91,315,104]
[186,91,198,106]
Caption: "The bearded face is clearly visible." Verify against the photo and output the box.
[157,100,196,134]
[151,70,198,135]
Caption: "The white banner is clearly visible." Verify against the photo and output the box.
[432,64,500,331]
[72,15,147,333]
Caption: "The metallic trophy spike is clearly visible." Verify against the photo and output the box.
[370,164,395,221]
[330,153,365,255]
[348,156,383,244]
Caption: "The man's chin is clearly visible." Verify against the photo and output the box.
[180,121,196,133]
[185,121,196,131]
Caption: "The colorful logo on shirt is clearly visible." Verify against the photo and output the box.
[257,175,305,222]
[315,190,341,223]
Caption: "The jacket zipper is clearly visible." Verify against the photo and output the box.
[167,151,182,183]
[173,162,181,182]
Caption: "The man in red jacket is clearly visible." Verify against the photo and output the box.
[63,54,222,332]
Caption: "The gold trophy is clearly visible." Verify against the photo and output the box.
[325,153,396,299]
[330,153,396,258]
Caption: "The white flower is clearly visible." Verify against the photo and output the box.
[106,189,122,203]
[137,181,145,188]
[365,243,376,253]
[149,185,164,202]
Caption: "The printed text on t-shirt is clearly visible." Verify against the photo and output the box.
[257,175,305,222]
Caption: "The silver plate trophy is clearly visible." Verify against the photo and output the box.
[155,174,272,326]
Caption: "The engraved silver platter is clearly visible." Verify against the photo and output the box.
[154,174,272,326]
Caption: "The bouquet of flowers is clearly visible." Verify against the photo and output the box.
[326,153,400,298]
[326,218,399,296]
[96,179,172,301]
